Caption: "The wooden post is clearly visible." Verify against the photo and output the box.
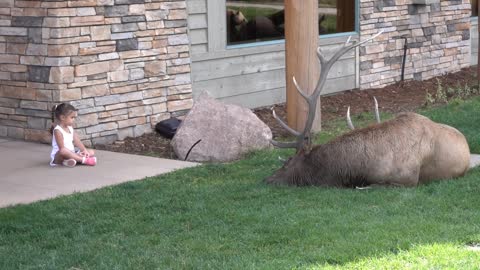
[285,0,321,132]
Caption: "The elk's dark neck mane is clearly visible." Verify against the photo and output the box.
[306,144,367,187]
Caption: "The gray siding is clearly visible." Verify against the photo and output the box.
[186,0,359,109]
[471,18,478,66]
[187,0,208,54]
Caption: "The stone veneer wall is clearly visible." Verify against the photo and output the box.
[0,0,192,146]
[359,0,471,89]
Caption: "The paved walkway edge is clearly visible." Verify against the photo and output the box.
[470,154,480,169]
[0,138,198,208]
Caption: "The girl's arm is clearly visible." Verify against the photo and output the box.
[73,131,89,157]
[54,129,66,149]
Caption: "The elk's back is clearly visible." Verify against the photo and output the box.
[317,113,469,186]
[418,122,470,183]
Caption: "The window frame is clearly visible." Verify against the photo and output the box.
[221,0,360,50]
[471,0,477,36]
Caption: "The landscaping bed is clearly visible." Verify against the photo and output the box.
[95,66,478,159]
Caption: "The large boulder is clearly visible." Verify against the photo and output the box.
[172,92,272,162]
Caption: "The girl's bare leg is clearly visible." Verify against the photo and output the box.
[79,148,95,158]
[53,148,84,165]
[86,148,95,157]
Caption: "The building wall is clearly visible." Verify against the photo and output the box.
[0,0,192,145]
[186,0,358,109]
[2,0,477,144]
[187,0,478,105]
[471,18,478,65]
[359,0,471,89]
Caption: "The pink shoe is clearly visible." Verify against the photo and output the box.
[62,159,77,168]
[82,157,97,166]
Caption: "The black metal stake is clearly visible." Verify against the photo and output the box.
[401,36,408,81]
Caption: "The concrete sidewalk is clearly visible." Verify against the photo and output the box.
[0,137,198,208]
[471,154,480,168]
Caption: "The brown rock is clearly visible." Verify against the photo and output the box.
[91,25,111,41]
[79,45,116,56]
[71,16,105,26]
[49,67,75,83]
[43,17,70,27]
[58,88,81,101]
[6,43,27,54]
[48,44,79,57]
[75,61,110,76]
[167,99,193,112]
[25,129,51,144]
[144,61,166,76]
[0,54,19,64]
[117,116,146,128]
[0,64,27,73]
[68,0,97,7]
[82,84,109,98]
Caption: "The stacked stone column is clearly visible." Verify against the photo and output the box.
[0,0,192,146]
[360,0,471,89]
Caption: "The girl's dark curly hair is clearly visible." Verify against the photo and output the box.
[50,103,77,134]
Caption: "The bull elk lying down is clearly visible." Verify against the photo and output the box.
[266,32,470,188]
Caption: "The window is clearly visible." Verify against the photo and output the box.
[226,0,356,46]
[473,0,478,17]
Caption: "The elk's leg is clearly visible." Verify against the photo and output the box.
[365,182,414,188]
[367,166,420,187]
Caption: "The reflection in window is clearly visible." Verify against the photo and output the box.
[226,0,356,45]
[473,0,478,17]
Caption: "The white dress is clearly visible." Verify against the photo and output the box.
[50,125,75,166]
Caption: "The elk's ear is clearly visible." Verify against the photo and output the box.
[301,135,314,154]
[303,146,313,155]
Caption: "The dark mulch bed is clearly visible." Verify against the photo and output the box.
[95,66,478,159]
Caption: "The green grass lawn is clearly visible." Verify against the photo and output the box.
[1,97,480,269]
[421,97,480,153]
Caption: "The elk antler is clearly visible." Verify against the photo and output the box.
[346,97,381,130]
[373,96,380,124]
[347,106,354,130]
[272,30,384,152]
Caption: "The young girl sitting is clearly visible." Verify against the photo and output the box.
[50,103,97,167]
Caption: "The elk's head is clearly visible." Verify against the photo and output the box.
[266,150,317,186]
[266,31,383,185]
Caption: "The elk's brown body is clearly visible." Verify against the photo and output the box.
[269,31,470,187]
[267,113,470,187]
